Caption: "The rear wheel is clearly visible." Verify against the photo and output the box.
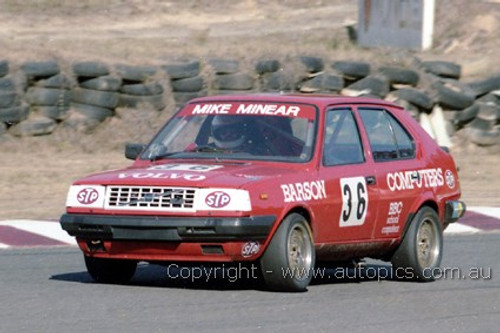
[260,213,315,292]
[391,207,442,281]
[84,255,137,284]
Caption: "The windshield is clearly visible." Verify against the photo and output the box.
[141,101,318,162]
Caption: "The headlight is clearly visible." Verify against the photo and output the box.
[66,185,106,208]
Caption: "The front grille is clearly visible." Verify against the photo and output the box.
[105,186,196,211]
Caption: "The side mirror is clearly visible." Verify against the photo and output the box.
[125,143,146,160]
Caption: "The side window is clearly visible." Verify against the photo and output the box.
[358,108,415,161]
[323,108,364,166]
[388,115,415,158]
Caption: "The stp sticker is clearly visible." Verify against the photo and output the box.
[77,188,99,205]
[242,241,260,257]
[66,185,106,208]
[445,170,455,189]
[205,191,231,208]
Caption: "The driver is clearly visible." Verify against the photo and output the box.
[211,115,249,149]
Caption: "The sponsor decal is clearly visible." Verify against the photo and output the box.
[339,177,368,227]
[118,172,206,181]
[381,225,400,235]
[386,201,403,224]
[148,164,223,172]
[445,170,455,189]
[386,168,444,192]
[191,103,302,117]
[205,191,231,208]
[242,241,260,258]
[235,104,300,117]
[77,188,99,205]
[281,180,326,203]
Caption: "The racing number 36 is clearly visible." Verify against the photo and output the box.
[339,177,368,227]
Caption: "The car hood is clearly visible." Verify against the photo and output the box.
[73,160,304,189]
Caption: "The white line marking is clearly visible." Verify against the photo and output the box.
[444,223,481,234]
[467,206,500,219]
[0,220,76,245]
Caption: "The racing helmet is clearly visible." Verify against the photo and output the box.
[211,115,247,149]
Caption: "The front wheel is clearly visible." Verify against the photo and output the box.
[260,213,315,292]
[391,206,443,281]
[84,255,137,284]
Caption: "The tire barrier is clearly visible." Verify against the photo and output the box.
[0,57,498,147]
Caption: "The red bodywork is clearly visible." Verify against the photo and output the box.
[61,94,463,264]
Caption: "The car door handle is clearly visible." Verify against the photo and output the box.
[365,175,376,185]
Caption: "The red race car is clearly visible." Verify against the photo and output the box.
[60,94,466,291]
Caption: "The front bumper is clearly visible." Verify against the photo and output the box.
[60,213,276,242]
[444,200,467,223]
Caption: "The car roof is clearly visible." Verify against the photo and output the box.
[186,93,404,110]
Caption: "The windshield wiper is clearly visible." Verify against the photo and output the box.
[193,145,232,153]
[149,151,182,161]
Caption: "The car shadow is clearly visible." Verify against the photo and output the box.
[50,263,264,291]
[51,262,413,291]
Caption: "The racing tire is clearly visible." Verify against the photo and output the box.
[84,255,137,284]
[260,213,315,292]
[391,206,443,282]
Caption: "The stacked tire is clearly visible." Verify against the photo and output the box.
[11,60,66,136]
[209,59,254,95]
[255,59,292,92]
[0,60,29,136]
[297,56,345,94]
[71,61,120,123]
[116,64,165,111]
[163,60,205,105]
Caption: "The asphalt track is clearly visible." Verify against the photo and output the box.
[0,207,499,332]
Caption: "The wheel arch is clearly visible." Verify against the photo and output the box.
[401,198,439,241]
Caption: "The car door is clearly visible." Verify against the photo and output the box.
[357,107,425,239]
[316,107,380,243]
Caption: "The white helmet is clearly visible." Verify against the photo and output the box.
[211,115,247,149]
